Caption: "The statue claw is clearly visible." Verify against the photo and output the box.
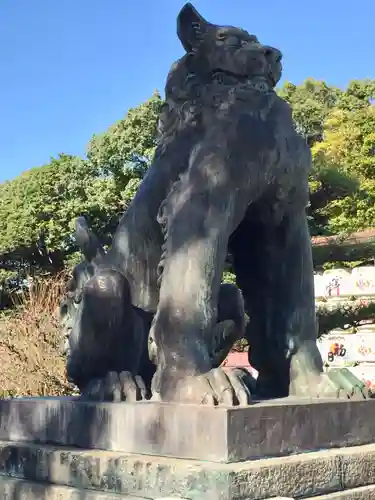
[80,371,149,402]
[291,367,369,400]
[155,367,253,406]
[321,368,369,400]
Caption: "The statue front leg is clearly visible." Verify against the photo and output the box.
[149,151,257,405]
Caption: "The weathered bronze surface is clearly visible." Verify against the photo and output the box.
[59,3,367,404]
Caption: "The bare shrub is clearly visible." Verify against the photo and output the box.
[0,273,74,398]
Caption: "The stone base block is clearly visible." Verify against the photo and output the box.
[1,397,375,498]
[1,397,375,463]
[1,440,375,499]
[1,475,373,500]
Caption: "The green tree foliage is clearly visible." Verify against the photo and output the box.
[87,91,162,190]
[312,82,375,235]
[0,153,120,302]
[0,94,162,303]
[85,90,163,238]
[278,78,340,146]
[279,78,375,238]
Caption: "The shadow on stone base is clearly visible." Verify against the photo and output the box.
[0,397,375,463]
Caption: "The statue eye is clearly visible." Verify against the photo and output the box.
[217,33,240,46]
[217,32,228,41]
[226,35,241,46]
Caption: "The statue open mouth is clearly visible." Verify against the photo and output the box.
[212,69,276,89]
[212,69,248,81]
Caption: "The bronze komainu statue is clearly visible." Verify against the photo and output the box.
[60,3,367,403]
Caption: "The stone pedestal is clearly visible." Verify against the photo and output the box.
[0,397,375,498]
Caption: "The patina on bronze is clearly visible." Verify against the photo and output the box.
[60,3,367,404]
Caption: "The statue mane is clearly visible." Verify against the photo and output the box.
[157,53,274,154]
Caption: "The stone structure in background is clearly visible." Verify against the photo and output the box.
[59,3,367,402]
[314,266,375,394]
[314,267,375,297]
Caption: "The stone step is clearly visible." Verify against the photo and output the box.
[0,475,139,499]
[1,440,375,499]
[305,484,375,499]
[0,477,374,500]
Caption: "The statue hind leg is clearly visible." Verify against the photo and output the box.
[230,206,368,399]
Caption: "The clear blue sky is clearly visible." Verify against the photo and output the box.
[1,0,374,182]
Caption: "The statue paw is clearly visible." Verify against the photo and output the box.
[80,371,149,402]
[159,367,253,405]
[317,368,369,400]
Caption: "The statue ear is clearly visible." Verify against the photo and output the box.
[177,3,209,53]
[75,216,105,264]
